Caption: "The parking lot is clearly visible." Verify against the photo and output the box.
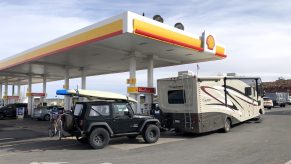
[0,107,291,164]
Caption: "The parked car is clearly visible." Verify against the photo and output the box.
[33,105,64,121]
[0,103,28,119]
[265,92,287,107]
[288,96,291,105]
[263,97,273,109]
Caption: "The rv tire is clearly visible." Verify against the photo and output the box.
[254,114,263,123]
[223,118,231,133]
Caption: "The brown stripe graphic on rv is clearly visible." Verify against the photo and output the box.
[201,86,237,111]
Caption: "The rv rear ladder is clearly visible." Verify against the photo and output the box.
[184,113,193,129]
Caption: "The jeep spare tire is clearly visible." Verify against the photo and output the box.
[143,124,160,144]
[89,128,110,149]
[63,114,74,131]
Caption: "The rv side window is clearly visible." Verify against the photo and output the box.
[245,87,252,96]
[168,90,186,104]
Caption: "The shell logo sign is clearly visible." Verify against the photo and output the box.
[206,35,215,50]
[202,31,218,55]
[127,87,156,94]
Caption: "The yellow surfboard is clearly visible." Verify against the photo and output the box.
[67,89,137,103]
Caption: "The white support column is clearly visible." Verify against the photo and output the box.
[145,55,154,114]
[12,85,15,96]
[4,77,8,106]
[42,75,47,104]
[129,53,139,113]
[0,82,2,106]
[81,68,86,90]
[27,75,32,116]
[64,68,70,110]
[17,80,21,103]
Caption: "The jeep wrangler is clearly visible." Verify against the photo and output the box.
[62,100,160,149]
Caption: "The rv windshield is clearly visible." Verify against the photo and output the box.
[257,78,263,97]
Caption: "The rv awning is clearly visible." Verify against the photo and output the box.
[0,11,227,85]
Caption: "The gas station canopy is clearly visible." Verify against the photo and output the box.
[0,11,227,85]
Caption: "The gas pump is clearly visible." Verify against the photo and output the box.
[26,92,46,117]
[127,87,155,115]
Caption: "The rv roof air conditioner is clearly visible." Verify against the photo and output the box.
[178,71,194,77]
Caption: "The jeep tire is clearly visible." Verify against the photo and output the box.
[142,124,160,144]
[89,128,110,149]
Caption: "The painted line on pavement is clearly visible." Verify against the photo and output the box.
[109,137,186,150]
[0,153,16,157]
[30,162,69,164]
[0,138,15,141]
[0,144,13,148]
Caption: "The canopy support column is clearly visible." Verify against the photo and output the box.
[0,82,2,106]
[129,53,139,113]
[81,68,86,90]
[42,75,47,104]
[12,85,15,96]
[4,77,8,106]
[27,75,32,116]
[17,80,21,102]
[64,68,70,111]
[145,55,154,114]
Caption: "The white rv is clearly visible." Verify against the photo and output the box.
[157,72,264,133]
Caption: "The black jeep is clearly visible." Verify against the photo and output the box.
[62,100,160,149]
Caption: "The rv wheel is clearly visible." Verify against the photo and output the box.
[223,118,231,133]
[254,113,263,123]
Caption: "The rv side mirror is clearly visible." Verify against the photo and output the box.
[258,100,261,106]
[245,87,252,96]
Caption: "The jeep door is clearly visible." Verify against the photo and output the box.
[112,103,139,133]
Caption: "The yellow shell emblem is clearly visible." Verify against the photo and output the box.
[206,35,215,50]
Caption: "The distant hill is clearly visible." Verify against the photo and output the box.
[262,79,291,94]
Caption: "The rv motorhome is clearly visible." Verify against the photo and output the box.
[157,72,264,133]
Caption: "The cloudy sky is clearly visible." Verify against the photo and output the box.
[0,0,290,97]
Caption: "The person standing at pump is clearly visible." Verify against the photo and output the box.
[151,104,162,120]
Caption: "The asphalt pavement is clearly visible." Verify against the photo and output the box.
[0,107,291,164]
